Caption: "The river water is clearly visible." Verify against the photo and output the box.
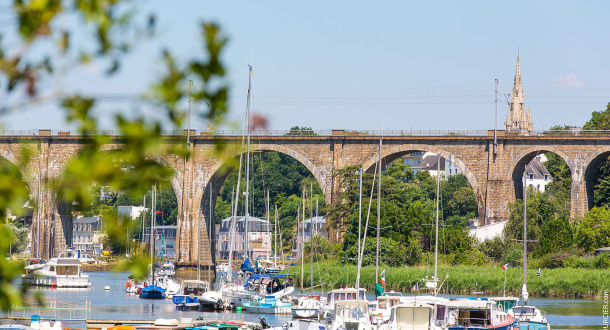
[2,272,606,330]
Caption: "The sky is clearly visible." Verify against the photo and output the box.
[2,0,610,132]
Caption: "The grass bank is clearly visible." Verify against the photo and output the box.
[288,261,609,299]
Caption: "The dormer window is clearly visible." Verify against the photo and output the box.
[530,174,533,179]
[544,175,548,180]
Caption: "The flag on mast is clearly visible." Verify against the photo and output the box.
[502,263,509,271]
[379,269,385,285]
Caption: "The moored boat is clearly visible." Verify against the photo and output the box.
[243,295,292,314]
[172,280,210,309]
[139,285,166,299]
[446,298,514,330]
[22,258,90,288]
[291,295,325,319]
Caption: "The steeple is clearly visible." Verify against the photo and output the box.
[504,53,533,134]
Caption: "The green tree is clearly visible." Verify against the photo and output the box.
[535,216,574,256]
[575,206,610,252]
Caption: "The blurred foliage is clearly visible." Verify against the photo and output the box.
[0,0,231,311]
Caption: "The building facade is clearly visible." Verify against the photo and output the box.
[143,225,177,258]
[72,216,104,255]
[504,54,534,134]
[217,216,272,260]
[292,216,326,259]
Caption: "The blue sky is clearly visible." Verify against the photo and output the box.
[3,0,609,131]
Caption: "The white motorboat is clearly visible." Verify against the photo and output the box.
[199,290,227,310]
[172,280,210,309]
[446,298,515,330]
[378,295,449,330]
[330,300,373,330]
[323,287,367,316]
[291,295,326,318]
[22,259,90,288]
[370,294,403,324]
[244,295,292,314]
[508,304,549,330]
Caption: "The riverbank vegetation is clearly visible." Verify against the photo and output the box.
[288,260,610,299]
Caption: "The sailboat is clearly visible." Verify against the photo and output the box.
[220,66,255,309]
[292,184,325,319]
[140,185,166,299]
[329,168,374,330]
[507,172,549,330]
[174,182,212,309]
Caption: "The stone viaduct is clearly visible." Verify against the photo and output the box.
[2,129,609,266]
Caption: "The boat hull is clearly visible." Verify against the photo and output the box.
[513,321,550,330]
[243,304,292,314]
[139,286,166,299]
[292,307,320,318]
[21,275,91,288]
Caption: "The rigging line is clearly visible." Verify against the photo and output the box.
[356,161,378,289]
[341,175,360,288]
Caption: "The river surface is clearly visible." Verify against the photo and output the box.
[2,272,606,330]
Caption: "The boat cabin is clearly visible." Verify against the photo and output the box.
[181,280,210,295]
[388,304,435,330]
[327,288,367,306]
[446,299,513,329]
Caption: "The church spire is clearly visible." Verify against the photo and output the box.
[504,52,533,134]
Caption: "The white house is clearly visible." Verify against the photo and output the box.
[525,155,552,193]
[469,221,507,242]
[118,205,147,220]
[402,152,462,178]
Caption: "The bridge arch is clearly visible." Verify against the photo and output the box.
[193,143,328,264]
[507,147,572,202]
[362,144,481,195]
[199,143,330,205]
[361,144,483,221]
[581,147,610,211]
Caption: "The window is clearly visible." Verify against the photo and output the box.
[544,175,548,180]
[529,174,533,179]
[538,185,540,190]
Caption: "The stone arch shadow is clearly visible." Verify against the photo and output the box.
[507,147,572,202]
[361,144,483,219]
[581,148,610,211]
[196,144,328,264]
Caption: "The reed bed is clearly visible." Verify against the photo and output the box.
[288,261,609,299]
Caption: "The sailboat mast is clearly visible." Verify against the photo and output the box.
[151,185,156,286]
[310,183,314,295]
[376,137,382,281]
[356,168,362,288]
[274,203,277,269]
[523,171,528,299]
[275,204,281,267]
[434,155,440,283]
[298,203,303,294]
[244,65,253,260]
[266,190,270,260]
[208,181,212,284]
